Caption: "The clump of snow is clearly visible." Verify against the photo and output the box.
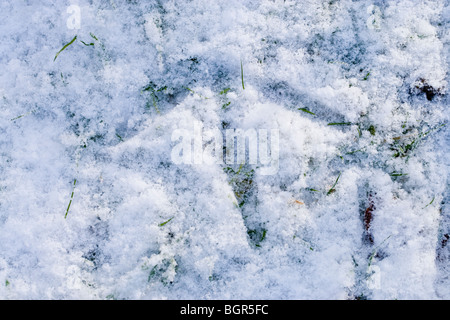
[0,0,448,300]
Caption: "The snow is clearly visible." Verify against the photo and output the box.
[0,0,448,300]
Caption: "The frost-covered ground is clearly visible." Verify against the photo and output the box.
[0,0,448,300]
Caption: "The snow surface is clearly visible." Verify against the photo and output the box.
[0,0,448,300]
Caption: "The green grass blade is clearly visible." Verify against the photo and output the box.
[11,109,35,121]
[158,218,173,227]
[54,35,78,61]
[368,235,391,266]
[116,133,124,142]
[261,229,267,242]
[390,172,408,177]
[220,88,231,95]
[422,196,435,209]
[80,40,94,46]
[328,122,352,126]
[143,85,154,92]
[298,108,315,115]
[184,86,209,99]
[327,172,341,195]
[90,33,98,41]
[241,61,245,90]
[64,179,77,219]
[143,84,161,113]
